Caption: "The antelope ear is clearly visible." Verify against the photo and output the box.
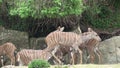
[57,26,61,30]
[60,27,64,31]
[88,28,93,32]
[57,26,60,29]
[57,26,64,31]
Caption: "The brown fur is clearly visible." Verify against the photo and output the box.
[0,42,16,65]
[16,49,52,65]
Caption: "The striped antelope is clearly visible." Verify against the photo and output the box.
[15,47,66,65]
[68,28,102,64]
[69,28,102,64]
[0,42,17,65]
[16,49,53,65]
[45,29,83,64]
[80,28,102,63]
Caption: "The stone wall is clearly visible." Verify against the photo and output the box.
[0,27,29,50]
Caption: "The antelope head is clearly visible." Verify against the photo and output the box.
[82,28,101,42]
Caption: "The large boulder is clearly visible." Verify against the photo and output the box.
[99,36,120,64]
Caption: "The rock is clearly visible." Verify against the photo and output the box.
[0,28,29,49]
[99,36,120,64]
[30,37,47,49]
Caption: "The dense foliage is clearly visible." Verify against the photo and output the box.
[10,0,84,18]
[0,0,120,37]
[28,59,50,68]
[0,0,2,3]
[82,0,120,30]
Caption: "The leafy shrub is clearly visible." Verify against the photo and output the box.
[0,0,2,3]
[28,59,50,68]
[9,0,85,18]
[82,0,120,30]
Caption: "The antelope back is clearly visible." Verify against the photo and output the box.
[45,32,81,49]
[16,49,52,65]
[3,42,17,54]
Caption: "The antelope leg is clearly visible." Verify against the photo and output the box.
[1,56,4,66]
[51,45,62,64]
[74,46,83,64]
[70,50,75,65]
[94,47,102,64]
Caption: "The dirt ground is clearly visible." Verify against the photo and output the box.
[1,64,120,68]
